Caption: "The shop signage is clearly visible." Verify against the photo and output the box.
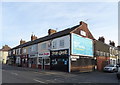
[71,56,79,59]
[21,55,27,58]
[50,49,69,57]
[39,52,50,56]
[29,54,38,58]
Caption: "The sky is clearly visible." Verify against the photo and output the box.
[1,1,118,48]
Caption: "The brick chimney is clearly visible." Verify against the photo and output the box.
[98,36,105,43]
[109,40,115,47]
[31,34,37,41]
[20,39,26,45]
[48,29,57,35]
[80,21,87,26]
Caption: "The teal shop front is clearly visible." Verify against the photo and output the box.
[50,49,69,72]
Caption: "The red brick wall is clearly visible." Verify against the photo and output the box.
[31,64,36,68]
[72,21,94,40]
[45,65,50,70]
[97,56,110,71]
[38,65,42,69]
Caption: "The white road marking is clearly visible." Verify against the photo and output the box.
[11,72,18,76]
[33,79,45,83]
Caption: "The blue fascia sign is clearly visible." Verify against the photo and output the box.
[71,33,93,57]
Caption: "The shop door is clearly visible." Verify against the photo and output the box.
[42,58,50,70]
[42,59,45,70]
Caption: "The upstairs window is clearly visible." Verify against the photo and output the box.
[52,41,57,49]
[41,43,46,50]
[80,30,86,36]
[96,51,99,56]
[59,39,64,48]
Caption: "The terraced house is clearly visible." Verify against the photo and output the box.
[7,21,120,72]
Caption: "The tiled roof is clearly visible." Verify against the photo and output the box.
[11,25,80,49]
[0,45,11,51]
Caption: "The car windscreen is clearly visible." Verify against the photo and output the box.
[106,65,114,67]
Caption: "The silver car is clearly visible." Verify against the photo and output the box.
[103,64,118,72]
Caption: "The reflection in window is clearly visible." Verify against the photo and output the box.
[44,59,50,65]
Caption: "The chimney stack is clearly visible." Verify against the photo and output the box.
[31,34,37,41]
[48,29,57,35]
[109,40,115,47]
[80,21,87,26]
[98,36,105,43]
[20,39,26,45]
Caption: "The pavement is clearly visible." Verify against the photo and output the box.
[2,64,120,84]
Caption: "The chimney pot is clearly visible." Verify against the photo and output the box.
[48,29,57,35]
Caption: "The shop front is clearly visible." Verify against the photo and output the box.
[28,54,38,68]
[38,51,50,70]
[110,57,118,65]
[20,54,28,67]
[71,56,94,72]
[50,49,69,72]
[16,56,21,66]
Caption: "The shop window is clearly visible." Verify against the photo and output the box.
[52,59,57,65]
[59,39,64,48]
[38,58,42,64]
[113,60,116,65]
[44,59,50,65]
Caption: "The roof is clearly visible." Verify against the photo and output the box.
[0,45,11,51]
[11,24,80,49]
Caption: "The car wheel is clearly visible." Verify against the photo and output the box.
[113,69,116,72]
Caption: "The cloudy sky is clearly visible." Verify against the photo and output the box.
[1,1,118,48]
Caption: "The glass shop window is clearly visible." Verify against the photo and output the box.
[113,60,116,65]
[52,59,57,65]
[44,59,50,65]
[39,58,42,64]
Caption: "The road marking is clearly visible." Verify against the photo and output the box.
[33,79,45,83]
[33,72,51,75]
[11,72,18,76]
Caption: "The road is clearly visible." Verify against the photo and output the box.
[2,64,120,84]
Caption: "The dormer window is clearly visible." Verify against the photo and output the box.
[80,30,86,36]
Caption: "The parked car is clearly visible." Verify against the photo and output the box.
[103,64,118,72]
